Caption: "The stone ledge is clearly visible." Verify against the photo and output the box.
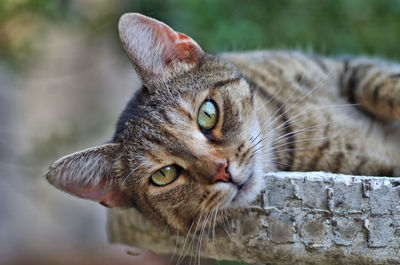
[107,172,400,265]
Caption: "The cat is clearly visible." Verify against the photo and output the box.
[46,13,400,232]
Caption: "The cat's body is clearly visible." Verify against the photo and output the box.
[46,13,400,232]
[224,51,400,176]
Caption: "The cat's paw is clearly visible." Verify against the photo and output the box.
[384,74,400,119]
[369,74,400,121]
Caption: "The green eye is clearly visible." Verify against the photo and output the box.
[198,100,218,130]
[151,165,179,186]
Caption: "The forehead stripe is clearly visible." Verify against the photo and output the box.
[159,125,198,159]
[212,77,242,89]
[176,106,192,120]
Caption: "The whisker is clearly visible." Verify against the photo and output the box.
[269,121,338,145]
[251,136,264,148]
[251,122,333,155]
[264,136,330,153]
[252,144,266,155]
[197,212,212,265]
[244,74,305,143]
[264,73,306,125]
[249,104,355,156]
[242,80,286,122]
[265,70,332,128]
[212,204,221,265]
[220,210,232,239]
[254,84,285,113]
[163,220,173,234]
[224,210,233,236]
[265,103,356,139]
[252,135,330,158]
[254,71,338,149]
[250,131,262,144]
[270,146,318,155]
[175,220,195,265]
[272,160,294,169]
[257,103,355,145]
[204,209,214,264]
[195,213,206,265]
[186,213,203,265]
[167,229,180,265]
[121,165,141,186]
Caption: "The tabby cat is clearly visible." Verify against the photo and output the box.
[46,13,400,232]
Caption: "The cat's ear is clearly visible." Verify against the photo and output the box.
[118,13,204,84]
[46,143,131,208]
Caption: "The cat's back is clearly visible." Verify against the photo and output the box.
[220,50,346,107]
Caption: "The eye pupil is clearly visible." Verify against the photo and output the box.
[203,111,211,119]
[159,169,166,177]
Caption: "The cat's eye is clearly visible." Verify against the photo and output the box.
[198,100,218,131]
[150,165,180,186]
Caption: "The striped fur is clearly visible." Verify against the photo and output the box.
[46,13,400,232]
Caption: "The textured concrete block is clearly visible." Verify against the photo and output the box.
[332,217,361,246]
[298,179,329,210]
[368,179,400,215]
[264,177,295,209]
[108,172,400,265]
[267,211,296,243]
[365,217,395,248]
[299,214,331,248]
[332,180,364,213]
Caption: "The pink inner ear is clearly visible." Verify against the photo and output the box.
[142,15,202,65]
[163,31,200,65]
[67,179,129,208]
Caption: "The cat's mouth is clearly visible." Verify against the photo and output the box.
[214,162,263,209]
[236,172,253,190]
[231,171,254,202]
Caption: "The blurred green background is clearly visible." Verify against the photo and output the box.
[0,0,399,265]
[2,0,400,69]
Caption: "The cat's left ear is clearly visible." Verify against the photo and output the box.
[46,143,131,208]
[118,13,204,85]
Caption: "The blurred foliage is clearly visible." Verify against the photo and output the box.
[121,0,400,58]
[0,0,117,67]
[1,0,400,69]
[0,0,66,66]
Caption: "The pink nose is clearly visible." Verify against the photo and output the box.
[212,161,231,183]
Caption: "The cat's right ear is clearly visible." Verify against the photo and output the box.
[45,143,131,208]
[118,13,204,86]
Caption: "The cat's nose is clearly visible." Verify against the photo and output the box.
[212,161,231,183]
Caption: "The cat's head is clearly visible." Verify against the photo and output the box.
[46,13,270,231]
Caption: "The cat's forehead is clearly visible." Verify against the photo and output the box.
[167,55,242,88]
